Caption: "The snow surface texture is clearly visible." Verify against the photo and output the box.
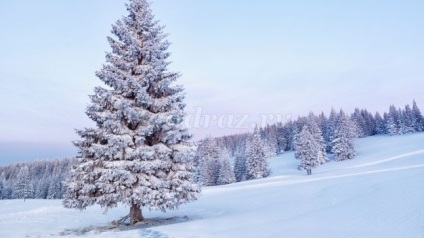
[1,133,424,238]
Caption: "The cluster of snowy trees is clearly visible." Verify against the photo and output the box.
[294,111,357,174]
[195,137,235,186]
[195,129,273,186]
[384,102,424,135]
[198,100,424,177]
[0,158,75,200]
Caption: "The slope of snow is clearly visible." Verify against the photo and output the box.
[1,133,424,238]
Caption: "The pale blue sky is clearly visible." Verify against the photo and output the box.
[1,0,423,165]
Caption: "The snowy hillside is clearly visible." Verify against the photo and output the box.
[1,133,424,238]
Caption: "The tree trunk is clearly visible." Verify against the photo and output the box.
[307,169,312,175]
[130,204,144,224]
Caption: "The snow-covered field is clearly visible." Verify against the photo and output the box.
[1,133,424,238]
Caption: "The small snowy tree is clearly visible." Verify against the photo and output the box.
[305,115,328,165]
[403,105,415,133]
[332,114,356,161]
[374,112,386,135]
[233,146,247,182]
[201,157,221,186]
[264,141,278,159]
[245,132,270,180]
[412,100,424,132]
[217,154,236,185]
[0,172,5,199]
[63,0,200,224]
[35,177,50,199]
[386,116,398,136]
[325,108,338,152]
[295,126,320,175]
[397,108,411,134]
[0,173,11,200]
[386,105,400,135]
[47,179,62,199]
[351,108,366,137]
[14,166,33,201]
[196,137,221,186]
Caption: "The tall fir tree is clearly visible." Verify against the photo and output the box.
[63,0,200,224]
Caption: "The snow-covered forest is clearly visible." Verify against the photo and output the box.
[1,100,423,199]
[0,158,75,200]
[195,100,424,183]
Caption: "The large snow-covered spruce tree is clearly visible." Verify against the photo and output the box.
[63,0,200,224]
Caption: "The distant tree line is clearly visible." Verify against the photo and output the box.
[195,100,424,182]
[0,158,75,200]
[1,101,423,198]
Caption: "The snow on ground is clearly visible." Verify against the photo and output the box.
[1,133,424,238]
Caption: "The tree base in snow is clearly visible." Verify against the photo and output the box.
[60,216,190,236]
[130,204,144,224]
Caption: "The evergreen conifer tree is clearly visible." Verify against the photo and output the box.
[306,114,328,164]
[197,137,221,186]
[245,131,270,180]
[63,0,200,224]
[295,126,320,175]
[412,100,424,132]
[386,105,400,135]
[332,113,356,161]
[217,154,236,185]
[233,146,247,182]
[402,105,415,133]
[324,108,337,152]
[374,112,386,134]
[14,166,33,201]
[0,172,5,199]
